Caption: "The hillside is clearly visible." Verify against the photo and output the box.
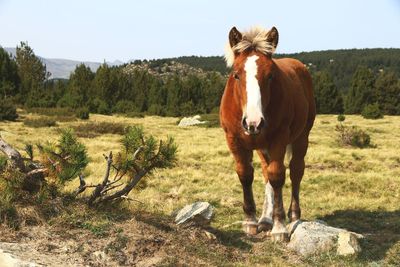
[2,47,121,79]
[153,48,400,91]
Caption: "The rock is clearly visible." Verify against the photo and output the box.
[178,116,206,127]
[337,232,361,255]
[175,201,213,225]
[287,221,363,257]
[0,248,40,267]
[93,250,108,261]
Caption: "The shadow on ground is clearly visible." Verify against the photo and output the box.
[320,209,400,262]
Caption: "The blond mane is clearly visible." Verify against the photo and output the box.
[224,26,276,67]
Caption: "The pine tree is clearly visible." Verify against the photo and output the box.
[375,71,400,115]
[15,42,50,105]
[68,64,95,107]
[313,71,343,114]
[0,47,20,100]
[345,66,376,114]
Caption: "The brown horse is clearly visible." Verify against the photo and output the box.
[220,26,316,241]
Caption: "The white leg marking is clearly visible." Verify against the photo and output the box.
[258,182,274,225]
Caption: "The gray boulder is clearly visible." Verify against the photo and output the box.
[175,201,213,225]
[287,220,363,256]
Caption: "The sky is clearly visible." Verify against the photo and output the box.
[0,0,399,62]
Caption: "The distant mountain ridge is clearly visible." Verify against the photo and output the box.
[2,47,123,79]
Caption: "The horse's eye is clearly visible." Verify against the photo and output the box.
[234,72,240,80]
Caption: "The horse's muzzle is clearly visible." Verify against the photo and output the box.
[242,117,265,135]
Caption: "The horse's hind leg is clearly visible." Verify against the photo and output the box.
[288,131,309,222]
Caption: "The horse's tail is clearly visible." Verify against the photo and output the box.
[285,144,293,164]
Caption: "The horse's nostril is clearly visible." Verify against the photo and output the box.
[242,117,248,129]
[258,118,265,130]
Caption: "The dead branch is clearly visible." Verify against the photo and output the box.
[0,135,27,172]
[87,152,113,206]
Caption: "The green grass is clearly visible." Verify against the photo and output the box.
[1,112,399,265]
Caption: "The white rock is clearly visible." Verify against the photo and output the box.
[337,232,361,255]
[178,116,206,127]
[0,248,40,267]
[175,201,213,225]
[287,221,363,257]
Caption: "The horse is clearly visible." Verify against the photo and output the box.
[220,26,316,241]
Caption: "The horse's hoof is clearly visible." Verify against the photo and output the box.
[271,232,289,242]
[257,222,272,233]
[242,221,258,236]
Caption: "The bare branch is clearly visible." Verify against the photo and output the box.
[0,135,26,172]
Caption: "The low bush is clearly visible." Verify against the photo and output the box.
[76,107,90,120]
[335,124,371,148]
[0,100,18,121]
[26,107,74,117]
[337,114,346,122]
[24,117,58,128]
[147,104,165,116]
[361,103,383,119]
[72,121,126,138]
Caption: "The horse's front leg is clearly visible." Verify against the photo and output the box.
[267,145,289,242]
[227,139,257,235]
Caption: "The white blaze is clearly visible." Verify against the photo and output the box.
[244,55,263,124]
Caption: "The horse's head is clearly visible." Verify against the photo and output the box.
[224,26,279,135]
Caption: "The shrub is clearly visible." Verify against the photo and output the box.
[147,104,165,116]
[26,107,74,117]
[337,114,346,122]
[361,103,383,119]
[89,98,110,115]
[126,111,145,118]
[72,122,126,138]
[0,100,18,121]
[24,117,58,128]
[113,100,138,114]
[335,124,371,148]
[38,128,88,184]
[76,107,90,120]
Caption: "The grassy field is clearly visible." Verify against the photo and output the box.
[1,111,400,266]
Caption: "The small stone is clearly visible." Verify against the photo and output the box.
[204,231,217,240]
[337,232,361,255]
[93,251,107,260]
[175,201,213,225]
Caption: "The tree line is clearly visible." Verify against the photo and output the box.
[0,43,225,117]
[1,43,399,117]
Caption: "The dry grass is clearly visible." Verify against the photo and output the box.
[1,113,400,265]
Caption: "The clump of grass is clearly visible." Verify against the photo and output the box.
[26,107,75,117]
[198,113,220,128]
[76,107,90,120]
[335,124,371,148]
[72,121,127,138]
[24,117,58,128]
[384,241,400,266]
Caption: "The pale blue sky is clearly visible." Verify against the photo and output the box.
[0,0,399,62]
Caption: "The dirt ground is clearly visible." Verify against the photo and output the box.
[0,212,266,267]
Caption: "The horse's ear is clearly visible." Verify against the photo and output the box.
[229,27,242,48]
[266,26,279,49]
